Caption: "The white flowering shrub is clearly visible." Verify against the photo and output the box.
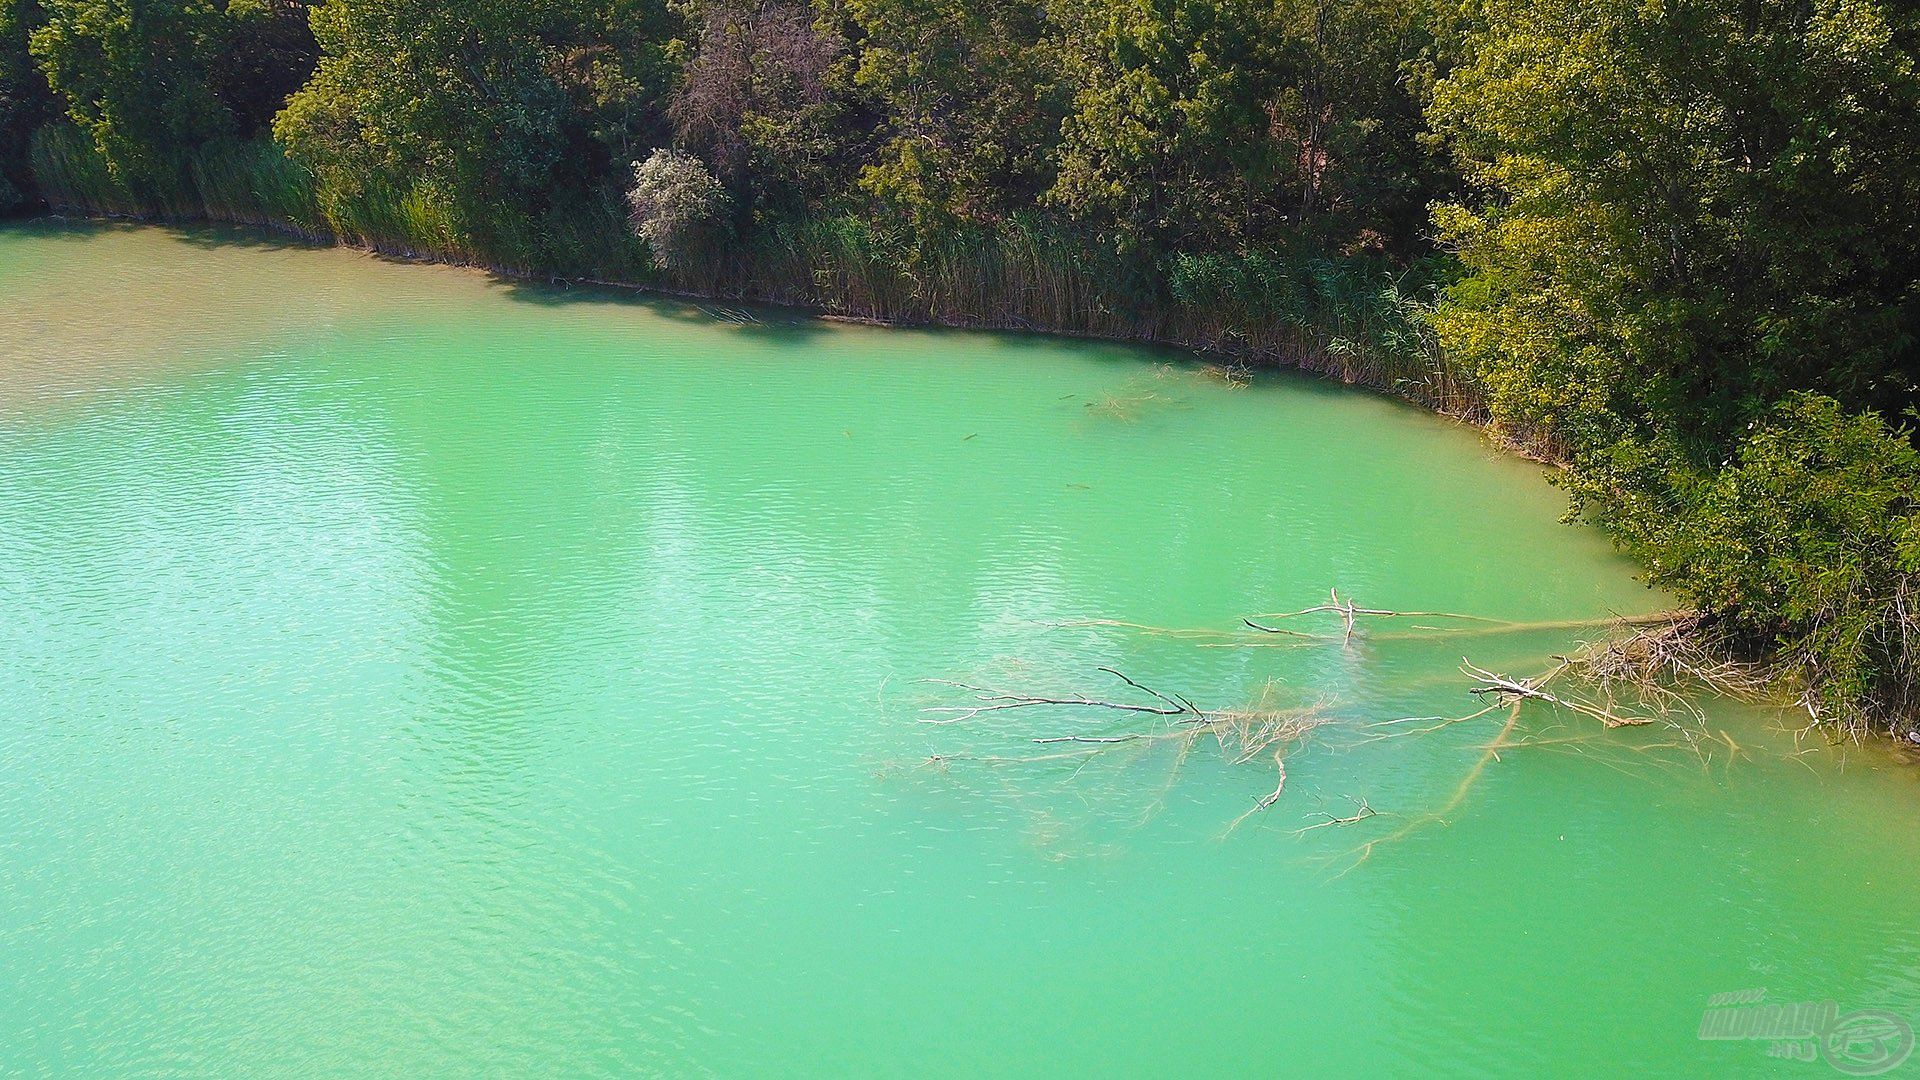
[626,149,731,273]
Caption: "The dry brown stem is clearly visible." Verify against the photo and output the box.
[1567,615,1775,716]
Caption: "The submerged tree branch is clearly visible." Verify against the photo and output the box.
[919,666,1199,725]
[1295,796,1376,835]
[919,669,1326,829]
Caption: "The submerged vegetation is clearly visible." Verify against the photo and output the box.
[2,0,1917,731]
[914,594,1767,853]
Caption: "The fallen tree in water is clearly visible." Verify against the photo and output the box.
[917,591,1821,854]
[1237,588,1689,645]
[1054,599,1691,651]
[1099,590,1760,727]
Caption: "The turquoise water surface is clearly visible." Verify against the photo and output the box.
[3,222,1919,1077]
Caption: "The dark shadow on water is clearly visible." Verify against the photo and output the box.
[5,214,330,254]
[494,289,1439,424]
[1,216,1482,427]
[491,273,842,346]
[493,269,1213,371]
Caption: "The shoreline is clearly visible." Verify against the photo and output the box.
[20,206,1525,453]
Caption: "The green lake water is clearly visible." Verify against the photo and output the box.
[4,221,1920,1077]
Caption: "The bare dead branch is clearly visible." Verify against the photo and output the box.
[1295,796,1376,835]
[1223,753,1288,835]
[1461,660,1653,728]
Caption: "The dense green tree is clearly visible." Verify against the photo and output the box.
[1430,0,1920,726]
[1046,0,1437,256]
[1044,0,1281,252]
[276,0,674,254]
[1271,0,1443,247]
[1430,0,1920,452]
[845,0,1061,230]
[29,0,231,191]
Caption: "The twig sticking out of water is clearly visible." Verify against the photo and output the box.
[1224,753,1287,835]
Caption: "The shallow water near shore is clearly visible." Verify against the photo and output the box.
[4,220,1920,1077]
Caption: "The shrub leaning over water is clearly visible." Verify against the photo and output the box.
[1573,394,1920,733]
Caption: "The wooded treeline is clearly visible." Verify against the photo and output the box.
[3,0,1918,730]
